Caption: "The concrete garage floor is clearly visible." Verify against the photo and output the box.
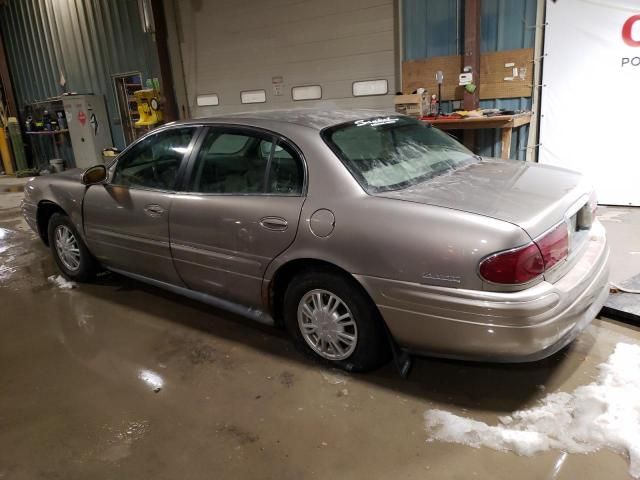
[1,175,640,480]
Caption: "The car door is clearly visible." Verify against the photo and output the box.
[169,126,306,307]
[83,126,199,285]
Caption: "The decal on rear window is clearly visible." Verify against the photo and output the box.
[354,117,399,127]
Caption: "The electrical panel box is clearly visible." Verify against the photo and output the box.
[62,95,113,169]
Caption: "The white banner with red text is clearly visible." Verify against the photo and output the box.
[540,0,640,206]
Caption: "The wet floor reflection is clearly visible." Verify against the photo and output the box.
[0,185,24,193]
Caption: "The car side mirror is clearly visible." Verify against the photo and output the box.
[82,165,108,185]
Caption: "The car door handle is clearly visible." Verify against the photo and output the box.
[144,204,165,217]
[259,217,288,231]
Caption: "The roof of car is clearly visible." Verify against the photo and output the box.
[176,108,399,131]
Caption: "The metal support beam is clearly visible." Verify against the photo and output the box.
[394,0,402,95]
[463,0,481,111]
[0,28,18,118]
[151,0,179,122]
[162,0,190,119]
[526,0,546,162]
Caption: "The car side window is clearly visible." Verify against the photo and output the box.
[112,127,195,190]
[188,129,305,195]
[189,130,271,194]
[266,142,304,195]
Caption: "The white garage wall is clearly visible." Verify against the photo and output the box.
[171,0,396,116]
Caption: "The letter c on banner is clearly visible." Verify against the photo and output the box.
[622,14,640,47]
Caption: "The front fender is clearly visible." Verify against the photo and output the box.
[24,170,88,243]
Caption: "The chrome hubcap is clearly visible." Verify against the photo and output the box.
[297,289,357,361]
[54,225,81,272]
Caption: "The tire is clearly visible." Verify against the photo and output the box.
[283,268,390,372]
[47,212,99,282]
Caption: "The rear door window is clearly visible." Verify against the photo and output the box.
[187,128,304,196]
[265,142,304,195]
[210,133,251,154]
[189,130,271,194]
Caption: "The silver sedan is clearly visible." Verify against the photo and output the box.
[22,110,610,372]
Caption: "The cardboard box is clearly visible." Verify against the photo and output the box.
[394,93,429,117]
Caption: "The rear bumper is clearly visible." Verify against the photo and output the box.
[356,221,610,362]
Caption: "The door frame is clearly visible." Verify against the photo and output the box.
[175,123,309,196]
[106,123,206,190]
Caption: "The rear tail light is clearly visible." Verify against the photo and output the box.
[479,243,544,284]
[536,223,569,271]
[479,223,569,285]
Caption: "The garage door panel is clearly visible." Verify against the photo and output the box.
[278,7,393,46]
[176,0,395,114]
[197,49,394,86]
[195,92,395,117]
[197,29,393,68]
[194,75,395,116]
[196,74,395,100]
[195,0,392,32]
[195,5,393,51]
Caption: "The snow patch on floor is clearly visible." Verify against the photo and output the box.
[48,275,77,289]
[424,343,640,478]
[597,209,627,223]
[321,371,348,385]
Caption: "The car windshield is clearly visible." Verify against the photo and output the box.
[322,116,477,193]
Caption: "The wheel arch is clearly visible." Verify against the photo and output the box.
[267,258,383,328]
[36,201,68,246]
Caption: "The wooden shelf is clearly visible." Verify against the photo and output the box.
[28,98,63,106]
[422,112,532,130]
[422,112,532,160]
[26,129,69,135]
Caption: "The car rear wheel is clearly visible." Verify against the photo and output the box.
[283,269,390,372]
[47,213,99,282]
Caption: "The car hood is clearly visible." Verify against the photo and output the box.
[374,158,592,238]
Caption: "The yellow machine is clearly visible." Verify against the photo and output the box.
[134,89,163,128]
[0,127,14,175]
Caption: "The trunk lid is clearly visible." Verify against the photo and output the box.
[375,158,592,239]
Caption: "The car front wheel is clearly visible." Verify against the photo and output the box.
[283,269,390,372]
[47,212,98,282]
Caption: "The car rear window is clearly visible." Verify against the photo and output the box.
[321,116,477,193]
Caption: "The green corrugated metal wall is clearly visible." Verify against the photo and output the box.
[0,0,160,150]
[403,0,464,59]
[402,0,537,160]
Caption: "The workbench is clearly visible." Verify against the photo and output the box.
[25,129,72,169]
[422,112,532,160]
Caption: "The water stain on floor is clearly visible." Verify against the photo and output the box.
[0,185,24,193]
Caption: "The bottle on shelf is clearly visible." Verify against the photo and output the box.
[430,95,438,117]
